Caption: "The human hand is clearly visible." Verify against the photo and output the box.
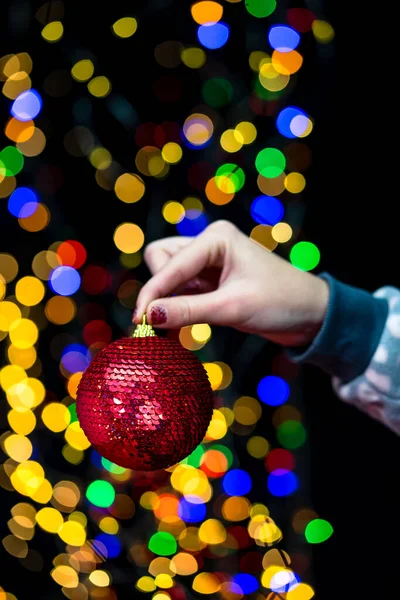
[133,220,329,347]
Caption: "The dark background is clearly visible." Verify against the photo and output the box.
[1,0,399,598]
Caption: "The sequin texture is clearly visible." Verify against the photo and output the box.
[76,336,214,470]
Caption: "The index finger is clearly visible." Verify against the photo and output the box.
[135,229,225,319]
[144,236,193,274]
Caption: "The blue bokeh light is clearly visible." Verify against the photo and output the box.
[61,344,91,373]
[93,534,121,559]
[268,469,298,497]
[49,266,81,296]
[91,449,103,469]
[11,89,42,121]
[257,375,290,406]
[251,195,284,226]
[276,106,308,139]
[178,498,206,522]
[222,469,252,496]
[176,211,209,236]
[234,574,259,594]
[197,22,230,49]
[8,187,38,218]
[268,25,300,52]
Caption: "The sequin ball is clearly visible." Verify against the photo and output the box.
[76,336,214,470]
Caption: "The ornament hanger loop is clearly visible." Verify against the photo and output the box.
[132,313,156,338]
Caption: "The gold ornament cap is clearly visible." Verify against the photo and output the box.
[132,313,156,338]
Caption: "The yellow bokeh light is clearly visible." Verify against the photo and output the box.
[88,76,111,98]
[204,409,227,441]
[2,71,32,100]
[250,225,278,252]
[259,62,289,92]
[170,552,198,576]
[191,324,211,343]
[0,277,5,302]
[136,576,156,593]
[235,121,257,144]
[0,301,22,332]
[36,507,63,533]
[114,223,145,254]
[5,118,35,143]
[31,478,53,504]
[249,50,270,71]
[162,201,185,224]
[41,21,64,42]
[222,496,251,521]
[112,17,138,38]
[89,570,110,587]
[65,421,91,451]
[71,59,94,82]
[15,276,45,306]
[0,253,19,282]
[67,372,83,399]
[114,173,145,203]
[285,172,306,193]
[42,402,71,432]
[51,565,79,588]
[198,519,226,544]
[8,345,36,369]
[181,47,206,69]
[155,574,174,589]
[19,204,49,232]
[312,20,334,43]
[45,296,76,325]
[17,127,46,157]
[233,395,262,425]
[247,435,270,458]
[272,222,293,243]
[202,362,223,390]
[3,434,32,462]
[7,408,36,435]
[220,129,243,153]
[99,516,119,535]
[287,583,315,600]
[0,364,26,392]
[58,520,86,546]
[90,147,112,170]
[162,143,183,164]
[9,318,38,349]
[192,572,221,594]
[191,1,223,24]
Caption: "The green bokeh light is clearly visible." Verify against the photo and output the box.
[305,519,334,544]
[245,0,277,18]
[68,402,78,424]
[255,148,286,178]
[86,480,116,508]
[290,241,320,271]
[202,77,233,108]
[215,163,245,192]
[181,443,205,467]
[101,457,126,474]
[0,146,24,176]
[148,531,177,556]
[276,420,306,449]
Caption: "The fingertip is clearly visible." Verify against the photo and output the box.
[147,303,168,327]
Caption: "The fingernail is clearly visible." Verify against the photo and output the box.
[149,305,167,325]
[132,308,138,323]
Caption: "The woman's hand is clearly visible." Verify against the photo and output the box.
[134,220,329,347]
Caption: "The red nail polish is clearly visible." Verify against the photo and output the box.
[150,305,167,325]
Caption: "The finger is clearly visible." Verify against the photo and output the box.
[144,236,193,275]
[135,231,225,319]
[146,291,227,329]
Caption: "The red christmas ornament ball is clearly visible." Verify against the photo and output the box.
[76,333,214,471]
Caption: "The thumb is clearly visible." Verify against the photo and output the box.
[145,291,227,329]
